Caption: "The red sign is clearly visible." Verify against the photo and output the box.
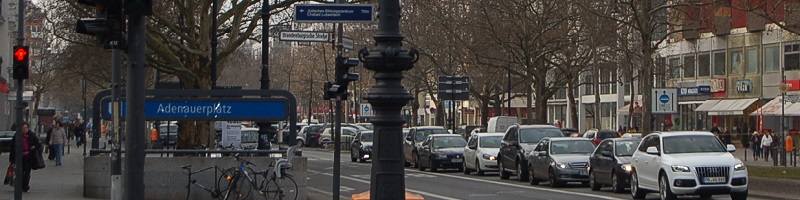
[786,80,800,91]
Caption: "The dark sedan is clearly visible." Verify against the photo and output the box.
[588,137,640,193]
[417,134,467,172]
[526,137,596,187]
[0,131,14,153]
[350,131,373,163]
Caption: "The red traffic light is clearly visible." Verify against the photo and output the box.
[14,47,28,61]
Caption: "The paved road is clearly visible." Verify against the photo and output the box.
[303,148,765,200]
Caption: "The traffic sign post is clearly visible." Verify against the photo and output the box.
[294,4,375,23]
[652,88,677,114]
[438,76,470,134]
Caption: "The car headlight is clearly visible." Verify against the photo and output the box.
[671,165,691,172]
[436,154,448,159]
[734,163,746,171]
[556,162,568,169]
[481,153,496,161]
[621,164,632,172]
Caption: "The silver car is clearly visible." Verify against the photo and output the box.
[526,137,596,187]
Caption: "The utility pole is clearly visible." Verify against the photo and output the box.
[361,0,419,198]
[13,0,26,198]
[257,0,276,152]
[124,6,149,199]
[110,46,123,200]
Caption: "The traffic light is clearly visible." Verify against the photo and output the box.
[323,81,339,100]
[12,46,30,80]
[76,0,124,48]
[334,56,360,99]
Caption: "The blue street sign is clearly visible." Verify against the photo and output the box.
[659,94,670,103]
[103,99,289,121]
[294,4,374,23]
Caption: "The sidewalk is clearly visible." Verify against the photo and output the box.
[731,147,800,200]
[1,143,98,200]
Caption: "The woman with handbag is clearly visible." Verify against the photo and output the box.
[8,122,42,192]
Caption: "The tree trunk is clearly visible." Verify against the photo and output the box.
[526,79,534,124]
[567,82,578,129]
[481,98,490,126]
[639,0,654,135]
[594,65,602,130]
[176,61,213,149]
[411,87,420,127]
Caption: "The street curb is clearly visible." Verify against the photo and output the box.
[749,192,795,200]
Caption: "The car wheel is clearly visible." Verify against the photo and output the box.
[430,158,438,172]
[631,170,646,199]
[528,165,538,185]
[412,153,419,168]
[463,161,472,174]
[499,160,510,180]
[611,171,625,193]
[699,194,712,199]
[659,173,677,200]
[549,168,563,188]
[517,161,529,182]
[589,170,601,191]
[475,160,485,176]
[730,190,748,200]
[417,155,426,171]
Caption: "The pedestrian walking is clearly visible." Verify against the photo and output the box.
[751,131,762,160]
[49,121,67,166]
[45,124,54,160]
[8,122,43,192]
[74,122,84,147]
[762,131,774,162]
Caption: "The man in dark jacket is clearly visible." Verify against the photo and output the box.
[9,122,42,192]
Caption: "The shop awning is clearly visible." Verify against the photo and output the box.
[705,98,759,116]
[754,97,793,116]
[694,100,721,112]
[783,102,800,116]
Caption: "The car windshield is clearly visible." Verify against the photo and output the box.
[663,135,727,154]
[158,126,178,134]
[550,140,596,154]
[615,140,640,156]
[597,131,619,139]
[519,128,563,143]
[361,133,373,142]
[415,129,449,142]
[241,131,259,143]
[479,136,502,148]
[433,137,467,148]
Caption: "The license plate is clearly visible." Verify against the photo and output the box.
[452,158,463,163]
[703,177,726,183]
[579,170,587,175]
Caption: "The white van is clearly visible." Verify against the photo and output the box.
[487,116,517,133]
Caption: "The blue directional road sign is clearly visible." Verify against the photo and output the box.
[103,99,289,121]
[652,88,677,114]
[294,4,374,23]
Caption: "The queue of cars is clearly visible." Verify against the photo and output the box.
[386,125,749,200]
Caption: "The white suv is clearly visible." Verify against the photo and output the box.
[630,132,747,200]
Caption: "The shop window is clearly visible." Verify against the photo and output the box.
[683,54,696,78]
[730,49,744,75]
[765,45,781,72]
[713,51,726,76]
[746,47,759,74]
[786,44,800,71]
[698,53,710,77]
[669,57,681,78]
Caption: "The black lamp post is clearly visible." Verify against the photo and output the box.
[358,0,418,199]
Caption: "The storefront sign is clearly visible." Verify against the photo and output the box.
[679,86,711,96]
[711,78,726,92]
[786,80,800,91]
[736,79,752,93]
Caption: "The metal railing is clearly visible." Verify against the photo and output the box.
[89,149,302,157]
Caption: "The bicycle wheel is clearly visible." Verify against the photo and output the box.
[261,175,298,200]
[227,173,254,200]
[216,168,238,198]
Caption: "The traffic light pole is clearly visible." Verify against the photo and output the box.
[13,0,25,198]
[332,2,345,196]
[124,14,147,200]
[110,47,123,200]
[360,0,418,198]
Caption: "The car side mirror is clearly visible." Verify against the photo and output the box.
[726,144,736,152]
[646,146,660,155]
[537,151,547,157]
[601,151,613,157]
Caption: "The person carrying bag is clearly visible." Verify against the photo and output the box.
[8,122,43,192]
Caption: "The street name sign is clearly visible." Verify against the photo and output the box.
[652,88,677,114]
[279,31,331,42]
[103,98,289,121]
[294,4,375,23]
[342,37,354,50]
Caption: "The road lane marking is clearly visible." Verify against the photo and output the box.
[405,169,622,200]
[310,170,460,200]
